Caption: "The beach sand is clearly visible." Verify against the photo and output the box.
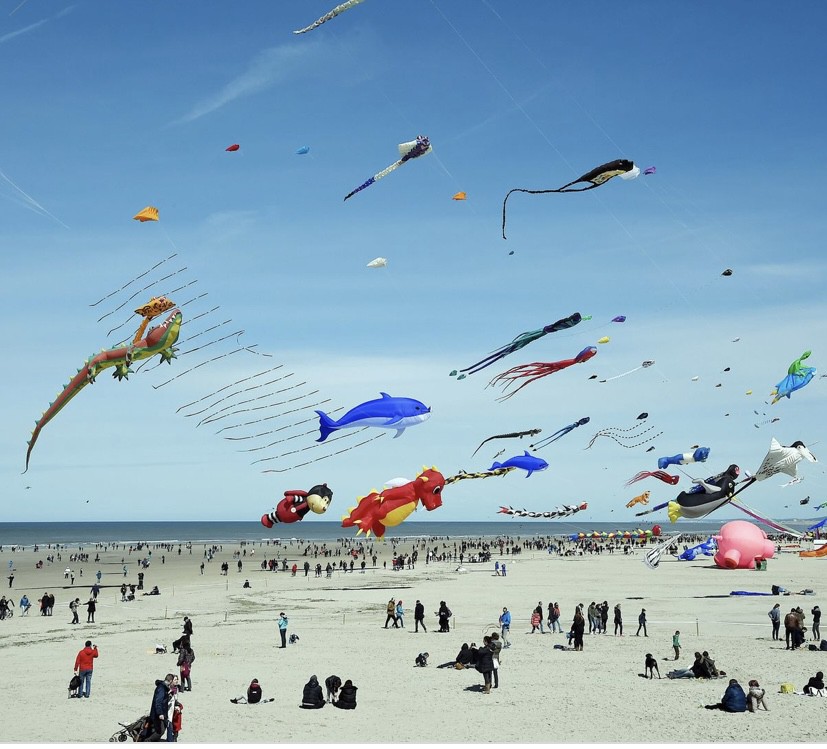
[0,538,824,743]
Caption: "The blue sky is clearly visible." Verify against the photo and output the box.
[2,0,826,525]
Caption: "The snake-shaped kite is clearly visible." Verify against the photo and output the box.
[498,502,588,519]
[501,159,639,239]
[344,135,432,201]
[293,0,365,35]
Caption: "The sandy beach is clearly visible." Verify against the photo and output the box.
[1,536,825,743]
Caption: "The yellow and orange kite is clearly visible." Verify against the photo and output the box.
[133,206,159,222]
[626,490,650,508]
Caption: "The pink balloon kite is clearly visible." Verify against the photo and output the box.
[713,520,775,569]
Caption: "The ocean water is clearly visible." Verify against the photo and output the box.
[0,519,812,548]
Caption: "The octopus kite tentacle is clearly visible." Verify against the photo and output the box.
[25,307,182,472]
[625,470,680,487]
[459,313,583,377]
[530,417,590,451]
[489,346,597,402]
[501,159,637,239]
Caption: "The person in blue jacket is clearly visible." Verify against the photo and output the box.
[499,607,512,648]
[705,679,747,712]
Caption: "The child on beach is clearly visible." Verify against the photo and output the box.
[747,680,769,711]
[672,631,681,660]
[415,652,429,667]
[531,610,542,633]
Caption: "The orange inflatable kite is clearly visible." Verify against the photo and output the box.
[133,206,159,222]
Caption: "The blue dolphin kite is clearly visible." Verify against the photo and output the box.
[315,393,431,442]
[489,450,548,478]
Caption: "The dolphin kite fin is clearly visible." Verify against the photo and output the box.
[315,410,338,442]
[393,428,406,438]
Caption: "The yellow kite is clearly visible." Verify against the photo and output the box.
[133,206,159,222]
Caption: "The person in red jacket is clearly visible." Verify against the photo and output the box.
[73,640,98,698]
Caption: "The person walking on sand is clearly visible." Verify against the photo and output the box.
[395,600,405,628]
[768,603,781,640]
[534,602,545,634]
[636,608,648,637]
[73,640,98,698]
[148,673,175,741]
[70,598,80,625]
[490,632,502,689]
[550,602,562,633]
[812,605,821,641]
[672,630,681,660]
[414,600,426,632]
[86,597,96,623]
[600,601,609,634]
[384,598,398,628]
[178,645,195,692]
[278,612,289,648]
[499,607,511,648]
[614,604,623,636]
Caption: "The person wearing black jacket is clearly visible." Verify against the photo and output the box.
[173,617,193,653]
[334,679,357,710]
[300,675,325,709]
[804,671,825,695]
[475,637,495,694]
[414,600,426,632]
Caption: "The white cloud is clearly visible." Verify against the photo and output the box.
[171,43,321,125]
[0,4,74,45]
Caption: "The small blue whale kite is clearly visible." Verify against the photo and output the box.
[489,450,548,478]
[316,393,431,442]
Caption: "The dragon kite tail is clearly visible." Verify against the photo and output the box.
[24,363,97,472]
[445,466,516,485]
[24,308,182,472]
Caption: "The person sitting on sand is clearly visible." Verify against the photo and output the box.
[458,642,474,668]
[803,671,825,696]
[667,652,706,679]
[702,651,724,677]
[334,679,357,710]
[747,679,769,711]
[645,653,661,679]
[415,652,429,667]
[300,675,325,709]
[231,678,273,704]
[705,678,747,712]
